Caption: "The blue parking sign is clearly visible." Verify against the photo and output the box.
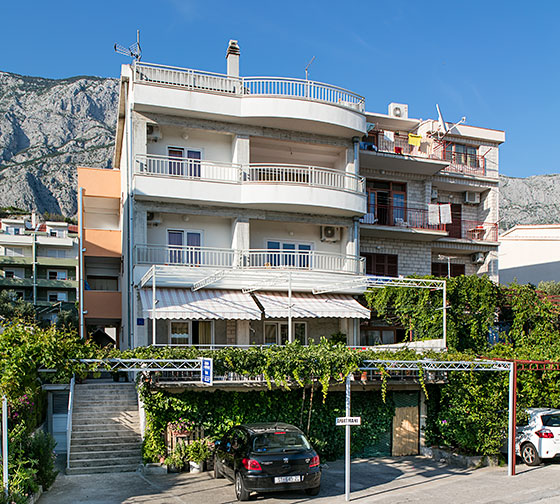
[201,357,213,386]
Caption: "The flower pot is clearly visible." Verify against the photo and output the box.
[189,461,203,473]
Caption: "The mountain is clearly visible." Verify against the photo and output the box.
[499,174,560,230]
[1,69,559,228]
[0,71,118,216]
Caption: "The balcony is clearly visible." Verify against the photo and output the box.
[131,62,365,136]
[134,155,366,216]
[0,277,33,288]
[0,256,32,265]
[36,278,78,289]
[360,134,449,176]
[360,208,498,243]
[83,229,121,257]
[360,205,447,241]
[135,245,365,275]
[84,291,122,320]
[437,150,486,177]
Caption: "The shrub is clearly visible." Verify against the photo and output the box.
[28,430,58,490]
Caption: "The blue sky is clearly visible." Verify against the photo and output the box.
[2,0,558,178]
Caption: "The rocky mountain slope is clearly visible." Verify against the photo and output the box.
[0,69,559,228]
[499,174,560,230]
[0,71,118,216]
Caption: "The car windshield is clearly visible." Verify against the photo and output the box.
[252,431,311,453]
[542,414,560,427]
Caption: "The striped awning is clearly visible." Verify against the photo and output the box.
[254,291,370,319]
[139,288,261,320]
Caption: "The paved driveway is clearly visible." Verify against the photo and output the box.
[40,457,560,504]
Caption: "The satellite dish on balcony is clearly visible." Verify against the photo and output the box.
[114,29,142,61]
[435,104,467,139]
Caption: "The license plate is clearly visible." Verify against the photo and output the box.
[274,476,301,484]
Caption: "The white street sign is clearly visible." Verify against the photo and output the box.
[336,416,361,426]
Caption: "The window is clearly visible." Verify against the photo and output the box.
[48,270,67,280]
[366,180,407,226]
[46,249,67,259]
[167,230,201,265]
[4,247,24,257]
[264,322,307,345]
[169,321,191,345]
[168,148,201,177]
[4,270,14,279]
[266,241,312,269]
[431,262,465,278]
[87,276,118,291]
[14,290,24,300]
[444,143,478,168]
[364,253,398,277]
[47,291,68,302]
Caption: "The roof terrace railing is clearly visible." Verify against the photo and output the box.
[133,62,365,112]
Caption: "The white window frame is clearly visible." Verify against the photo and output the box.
[168,320,192,345]
[4,268,24,279]
[47,269,67,281]
[167,146,203,178]
[46,248,67,259]
[47,291,68,303]
[264,321,307,345]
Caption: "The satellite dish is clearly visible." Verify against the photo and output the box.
[114,30,142,61]
[436,104,448,135]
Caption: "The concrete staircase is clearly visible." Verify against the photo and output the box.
[67,382,142,475]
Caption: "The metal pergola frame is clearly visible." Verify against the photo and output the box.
[339,358,516,502]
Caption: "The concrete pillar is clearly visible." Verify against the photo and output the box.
[232,218,250,267]
[134,209,147,247]
[232,134,250,165]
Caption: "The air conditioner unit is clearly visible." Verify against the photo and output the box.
[388,103,409,119]
[471,252,485,264]
[146,124,162,142]
[146,212,161,225]
[320,225,341,242]
[431,188,438,200]
[464,191,481,204]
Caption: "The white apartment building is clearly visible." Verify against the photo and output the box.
[109,41,370,349]
[87,40,505,349]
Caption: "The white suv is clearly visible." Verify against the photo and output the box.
[517,408,560,465]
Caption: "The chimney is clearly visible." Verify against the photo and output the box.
[226,39,240,77]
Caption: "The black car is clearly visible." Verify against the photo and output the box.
[213,422,321,501]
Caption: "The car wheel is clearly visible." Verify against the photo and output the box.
[305,486,320,496]
[213,456,224,479]
[521,443,541,466]
[235,472,250,501]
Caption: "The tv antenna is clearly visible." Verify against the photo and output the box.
[435,104,466,139]
[114,30,142,61]
[305,56,316,80]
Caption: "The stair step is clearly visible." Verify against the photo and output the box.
[73,407,139,416]
[66,463,140,475]
[69,455,141,468]
[71,428,141,439]
[70,441,142,451]
[70,448,142,461]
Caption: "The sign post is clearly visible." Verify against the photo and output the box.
[336,375,362,502]
[201,357,213,386]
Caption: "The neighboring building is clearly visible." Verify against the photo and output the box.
[0,216,79,320]
[499,225,560,285]
[358,108,505,344]
[77,166,122,345]
[79,40,505,349]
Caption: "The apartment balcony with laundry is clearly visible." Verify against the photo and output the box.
[128,40,366,137]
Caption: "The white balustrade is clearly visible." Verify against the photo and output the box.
[134,62,365,112]
[135,245,365,275]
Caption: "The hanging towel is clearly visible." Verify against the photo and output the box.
[408,133,422,147]
[428,204,440,225]
[439,203,452,224]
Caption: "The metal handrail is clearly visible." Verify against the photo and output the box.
[135,155,366,195]
[134,62,365,112]
[134,245,365,275]
[66,374,75,470]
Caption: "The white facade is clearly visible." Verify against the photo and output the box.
[499,225,560,285]
[114,41,369,349]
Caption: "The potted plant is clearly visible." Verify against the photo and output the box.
[188,438,212,473]
[165,442,190,473]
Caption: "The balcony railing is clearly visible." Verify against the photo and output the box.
[135,245,365,275]
[361,210,498,242]
[439,151,486,176]
[360,205,446,231]
[135,155,366,195]
[133,62,365,112]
